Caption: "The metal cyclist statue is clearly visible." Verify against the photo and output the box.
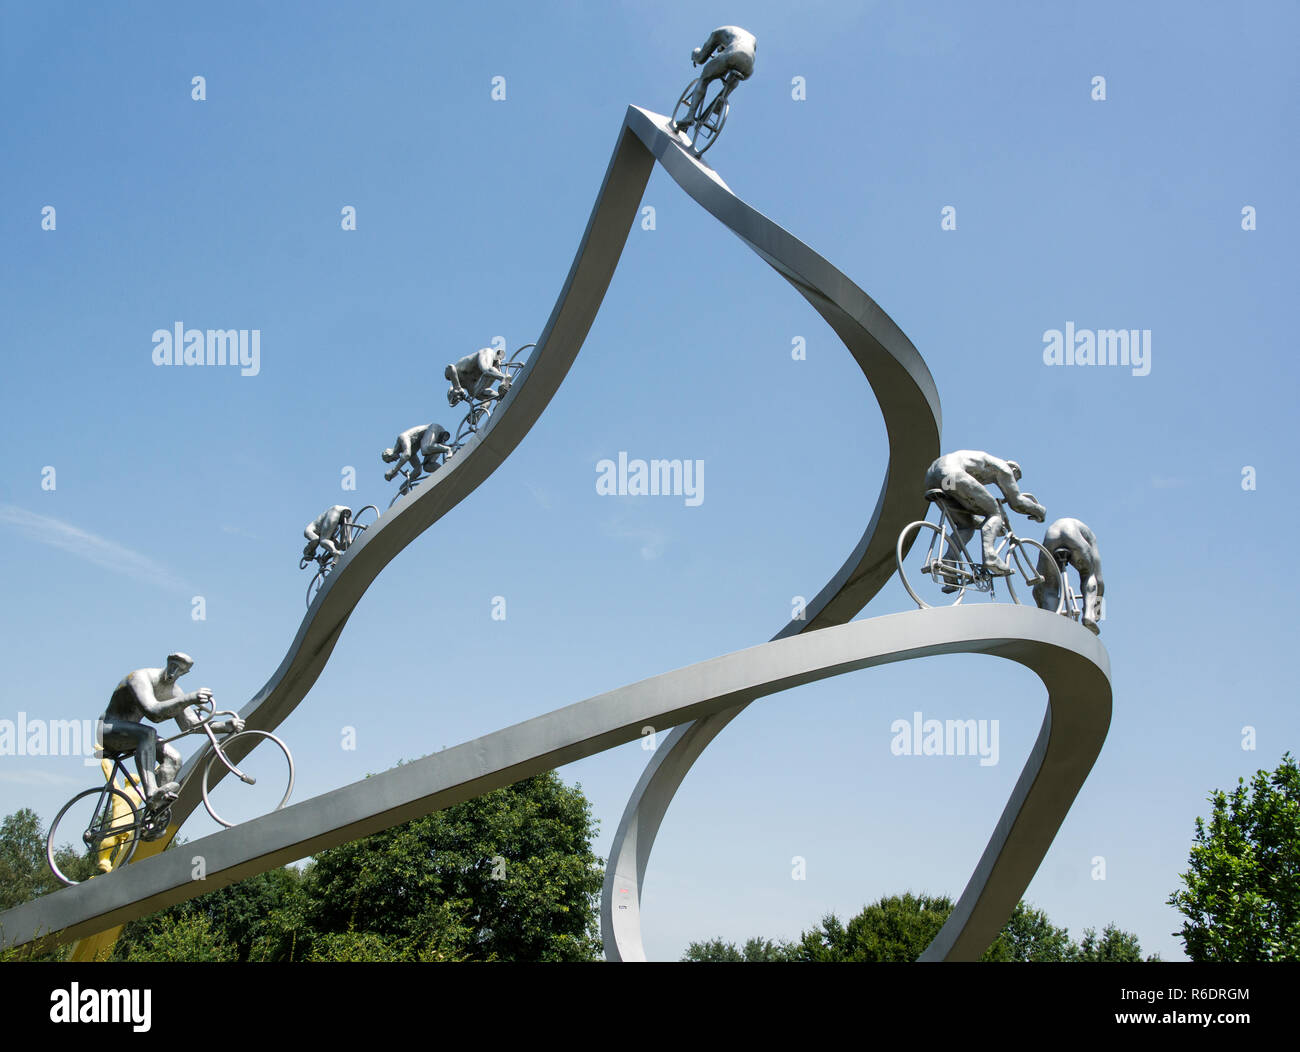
[302,504,354,564]
[382,423,454,483]
[924,450,1047,579]
[98,653,241,812]
[1034,517,1105,634]
[446,347,511,408]
[671,26,756,156]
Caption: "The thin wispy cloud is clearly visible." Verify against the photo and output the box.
[0,505,192,593]
[0,768,82,787]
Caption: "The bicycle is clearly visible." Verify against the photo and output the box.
[46,701,295,886]
[896,490,1064,612]
[301,504,379,606]
[671,69,745,157]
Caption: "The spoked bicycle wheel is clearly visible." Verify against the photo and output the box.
[306,565,329,607]
[897,521,977,608]
[1000,538,1064,612]
[692,90,730,156]
[347,504,379,544]
[496,344,533,401]
[46,786,142,886]
[455,403,491,445]
[202,730,295,828]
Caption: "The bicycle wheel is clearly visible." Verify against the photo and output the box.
[46,786,142,886]
[1002,538,1064,612]
[455,404,489,445]
[896,521,976,608]
[202,730,295,828]
[347,504,379,544]
[693,93,730,156]
[306,566,328,607]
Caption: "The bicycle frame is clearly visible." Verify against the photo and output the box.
[1053,550,1084,622]
[920,493,1020,594]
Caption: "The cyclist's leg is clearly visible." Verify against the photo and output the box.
[155,740,182,799]
[948,475,1007,572]
[1082,560,1103,633]
[933,507,977,592]
[102,719,160,802]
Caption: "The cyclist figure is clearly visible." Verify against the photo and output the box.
[302,505,353,563]
[673,25,757,133]
[1034,517,1104,634]
[382,423,454,482]
[924,450,1047,579]
[98,653,242,811]
[446,347,510,408]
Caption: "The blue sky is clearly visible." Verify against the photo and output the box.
[1,1,1296,960]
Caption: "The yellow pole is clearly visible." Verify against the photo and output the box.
[66,760,177,962]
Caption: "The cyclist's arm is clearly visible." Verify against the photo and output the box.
[129,672,203,722]
[696,29,722,61]
[993,470,1044,518]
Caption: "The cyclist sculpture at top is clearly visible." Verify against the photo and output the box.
[302,505,353,564]
[98,652,242,811]
[446,347,511,408]
[924,450,1047,580]
[672,26,757,135]
[1034,517,1104,634]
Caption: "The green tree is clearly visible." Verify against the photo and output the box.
[683,895,1153,962]
[113,864,304,962]
[292,770,603,961]
[1072,924,1157,962]
[986,900,1075,962]
[1168,752,1300,961]
[0,807,95,913]
[124,912,237,962]
[682,936,792,961]
[786,893,955,962]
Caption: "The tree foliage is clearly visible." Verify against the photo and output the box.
[0,807,95,914]
[114,769,602,962]
[682,893,1156,962]
[1,768,604,962]
[1168,752,1300,961]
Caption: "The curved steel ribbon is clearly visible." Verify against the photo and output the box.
[0,108,1111,961]
[1,608,1110,955]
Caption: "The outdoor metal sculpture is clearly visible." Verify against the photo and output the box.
[301,503,378,605]
[671,25,756,156]
[1035,518,1104,633]
[4,50,1111,965]
[96,653,232,811]
[382,424,453,483]
[923,450,1047,577]
[302,505,353,563]
[47,665,292,886]
[446,347,511,407]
